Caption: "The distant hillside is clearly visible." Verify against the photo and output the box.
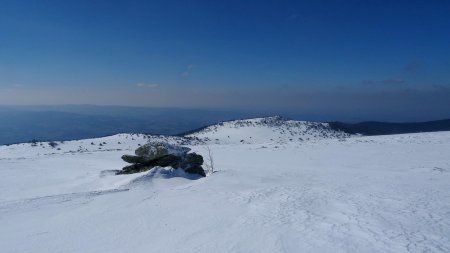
[329,119,450,135]
[185,116,351,144]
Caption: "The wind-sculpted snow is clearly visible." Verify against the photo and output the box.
[0,119,450,252]
[186,116,352,144]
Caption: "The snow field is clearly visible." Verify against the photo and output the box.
[0,119,449,252]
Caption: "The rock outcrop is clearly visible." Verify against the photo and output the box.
[117,141,206,177]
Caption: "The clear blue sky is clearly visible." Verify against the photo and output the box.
[0,0,449,120]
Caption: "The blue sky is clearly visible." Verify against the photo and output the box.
[0,0,449,120]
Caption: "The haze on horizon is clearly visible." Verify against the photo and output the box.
[1,0,449,121]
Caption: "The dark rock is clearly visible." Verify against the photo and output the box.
[121,154,153,164]
[183,164,206,177]
[118,142,206,177]
[153,154,181,167]
[116,164,151,175]
[186,153,203,165]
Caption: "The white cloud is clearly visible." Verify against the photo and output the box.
[136,83,160,88]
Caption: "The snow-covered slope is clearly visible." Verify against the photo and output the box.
[1,118,450,253]
[186,116,351,144]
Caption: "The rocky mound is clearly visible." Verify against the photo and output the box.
[117,141,206,177]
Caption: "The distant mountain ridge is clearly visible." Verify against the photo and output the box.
[0,104,449,145]
[184,116,450,140]
[328,119,450,136]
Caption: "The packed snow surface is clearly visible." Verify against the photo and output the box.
[1,118,450,253]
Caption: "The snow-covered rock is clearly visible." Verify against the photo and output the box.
[135,141,191,159]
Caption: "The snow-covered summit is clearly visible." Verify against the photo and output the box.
[185,116,351,144]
